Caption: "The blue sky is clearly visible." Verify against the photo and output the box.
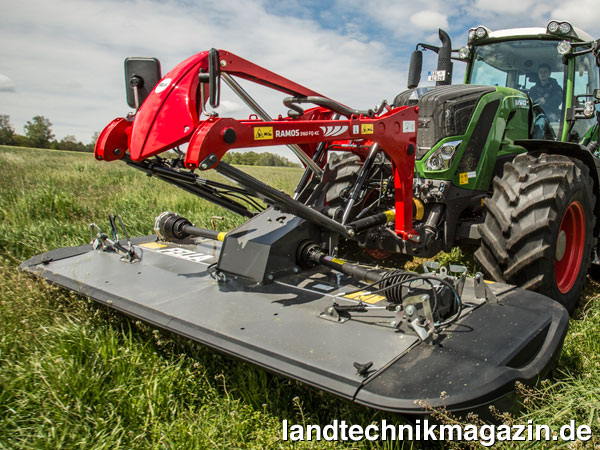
[1,0,599,157]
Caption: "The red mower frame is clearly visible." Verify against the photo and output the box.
[95,49,420,240]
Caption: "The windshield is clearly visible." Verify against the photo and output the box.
[470,40,567,132]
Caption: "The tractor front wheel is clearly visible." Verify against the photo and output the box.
[475,153,595,312]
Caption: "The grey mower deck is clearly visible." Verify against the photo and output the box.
[21,236,569,416]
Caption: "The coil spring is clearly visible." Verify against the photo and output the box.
[379,270,413,303]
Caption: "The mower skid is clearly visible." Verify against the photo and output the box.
[21,235,568,417]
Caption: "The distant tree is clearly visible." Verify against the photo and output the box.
[86,131,100,152]
[219,151,299,167]
[0,114,15,145]
[55,134,87,152]
[13,134,29,147]
[24,115,54,148]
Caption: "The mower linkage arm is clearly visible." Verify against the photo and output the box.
[124,156,257,218]
[283,96,378,118]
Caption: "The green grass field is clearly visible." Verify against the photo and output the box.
[1,145,599,449]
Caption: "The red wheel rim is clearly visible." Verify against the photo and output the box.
[555,201,585,294]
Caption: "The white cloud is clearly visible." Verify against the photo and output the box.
[0,0,599,150]
[474,0,537,14]
[551,0,600,32]
[410,11,449,30]
[0,74,15,92]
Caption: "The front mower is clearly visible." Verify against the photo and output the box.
[21,45,572,416]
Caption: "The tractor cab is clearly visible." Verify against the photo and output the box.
[462,22,599,143]
[408,21,600,146]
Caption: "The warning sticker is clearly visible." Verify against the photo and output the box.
[361,124,374,135]
[403,120,416,133]
[344,291,386,304]
[323,256,346,265]
[459,171,476,185]
[253,127,273,140]
[140,242,168,249]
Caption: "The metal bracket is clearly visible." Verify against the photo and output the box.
[319,304,348,323]
[400,294,435,342]
[89,220,141,263]
[423,260,439,273]
[449,264,467,297]
[474,272,497,304]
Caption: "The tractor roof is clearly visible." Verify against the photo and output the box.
[469,22,594,44]
[489,27,594,42]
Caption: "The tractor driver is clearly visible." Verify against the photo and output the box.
[529,64,563,121]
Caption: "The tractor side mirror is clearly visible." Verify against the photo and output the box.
[124,57,161,109]
[407,50,423,89]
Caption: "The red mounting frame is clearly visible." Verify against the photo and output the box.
[95,49,419,239]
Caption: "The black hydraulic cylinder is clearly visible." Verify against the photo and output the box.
[346,210,394,233]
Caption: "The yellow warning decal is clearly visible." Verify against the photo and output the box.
[253,127,273,140]
[383,210,395,222]
[330,257,346,265]
[459,172,469,185]
[140,242,168,249]
[361,123,374,135]
[345,291,386,304]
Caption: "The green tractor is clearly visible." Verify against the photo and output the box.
[392,21,600,311]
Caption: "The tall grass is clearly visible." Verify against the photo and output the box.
[0,145,599,449]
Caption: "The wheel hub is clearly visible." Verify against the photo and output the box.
[554,201,585,294]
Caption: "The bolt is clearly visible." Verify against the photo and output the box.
[200,163,208,169]
[293,266,300,274]
[220,59,227,67]
[266,274,274,281]
[405,305,416,316]
[113,148,121,155]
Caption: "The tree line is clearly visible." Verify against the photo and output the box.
[0,114,299,166]
[221,151,299,167]
[0,114,97,152]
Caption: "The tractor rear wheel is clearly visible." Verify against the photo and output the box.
[323,151,363,212]
[475,153,595,312]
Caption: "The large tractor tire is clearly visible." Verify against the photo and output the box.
[323,151,363,210]
[475,153,595,312]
